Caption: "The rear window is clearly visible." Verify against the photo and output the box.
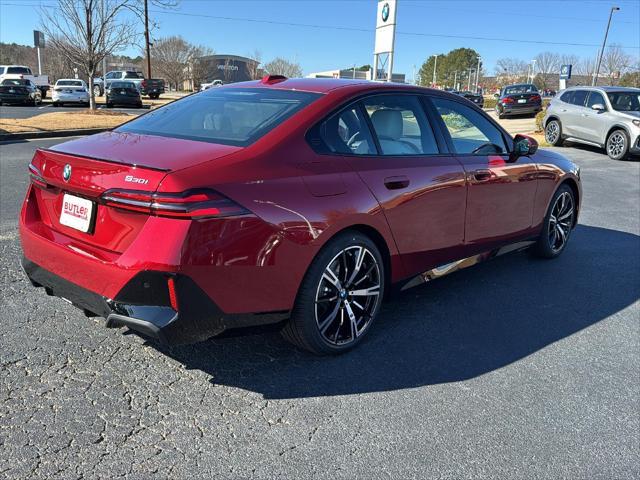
[110,81,137,89]
[7,67,31,74]
[1,79,29,86]
[57,80,83,86]
[124,71,143,79]
[571,90,589,106]
[117,88,322,146]
[560,91,573,103]
[504,84,538,95]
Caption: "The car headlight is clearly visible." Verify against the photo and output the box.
[633,119,640,127]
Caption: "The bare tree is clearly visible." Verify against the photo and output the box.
[263,57,303,78]
[40,0,137,109]
[533,51,560,90]
[148,35,193,90]
[245,49,262,80]
[189,45,214,90]
[575,56,598,78]
[495,57,528,84]
[559,54,580,68]
[601,44,632,85]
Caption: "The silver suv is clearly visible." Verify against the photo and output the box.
[544,86,640,160]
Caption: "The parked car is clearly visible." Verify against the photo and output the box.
[200,80,224,91]
[52,79,90,107]
[0,65,50,98]
[104,70,145,91]
[106,81,143,108]
[544,86,640,160]
[457,90,484,108]
[495,83,542,118]
[20,77,581,354]
[140,78,165,99]
[0,78,42,106]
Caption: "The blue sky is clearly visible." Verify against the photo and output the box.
[1,0,639,79]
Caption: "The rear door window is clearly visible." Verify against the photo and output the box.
[570,90,589,107]
[362,95,439,155]
[7,67,31,75]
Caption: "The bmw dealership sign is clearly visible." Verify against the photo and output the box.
[375,0,397,54]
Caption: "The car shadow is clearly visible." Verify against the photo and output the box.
[152,225,639,399]
[561,142,640,161]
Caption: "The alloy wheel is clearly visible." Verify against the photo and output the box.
[314,246,381,346]
[545,121,560,144]
[548,191,574,253]
[607,132,626,159]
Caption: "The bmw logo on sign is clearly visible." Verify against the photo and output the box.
[63,164,72,182]
[381,2,390,22]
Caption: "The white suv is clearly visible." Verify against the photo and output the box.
[544,86,640,160]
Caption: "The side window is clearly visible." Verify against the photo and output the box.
[0,67,4,75]
[362,95,438,155]
[105,72,114,79]
[571,90,588,107]
[586,91,606,109]
[431,97,507,155]
[560,91,574,104]
[317,105,376,155]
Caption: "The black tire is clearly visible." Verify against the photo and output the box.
[106,102,113,108]
[606,129,630,160]
[496,106,504,119]
[52,102,59,107]
[545,119,564,146]
[282,231,386,355]
[39,88,47,99]
[532,184,576,259]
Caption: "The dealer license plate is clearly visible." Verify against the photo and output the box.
[60,194,94,233]
[518,99,527,103]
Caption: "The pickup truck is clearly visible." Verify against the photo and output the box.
[0,65,50,98]
[103,71,164,98]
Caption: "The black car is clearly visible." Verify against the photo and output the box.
[140,78,165,99]
[457,90,484,108]
[0,78,42,106]
[496,83,542,118]
[106,81,143,108]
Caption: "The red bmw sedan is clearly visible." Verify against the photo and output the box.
[20,76,581,354]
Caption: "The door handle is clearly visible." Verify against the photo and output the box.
[384,175,410,190]
[472,169,493,182]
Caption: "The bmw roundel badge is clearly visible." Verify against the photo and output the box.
[63,164,72,182]
[381,3,390,22]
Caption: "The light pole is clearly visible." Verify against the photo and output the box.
[475,56,481,93]
[453,71,458,90]
[432,54,439,87]
[467,68,473,91]
[593,6,620,86]
[530,60,536,83]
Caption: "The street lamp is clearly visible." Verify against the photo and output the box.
[475,56,481,93]
[593,6,620,86]
[432,54,439,87]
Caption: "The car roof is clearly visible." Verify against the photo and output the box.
[566,85,640,92]
[56,79,84,82]
[224,77,434,94]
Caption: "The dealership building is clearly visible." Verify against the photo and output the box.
[197,54,260,84]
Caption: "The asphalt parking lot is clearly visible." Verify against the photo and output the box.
[0,137,638,479]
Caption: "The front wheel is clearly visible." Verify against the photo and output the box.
[545,119,564,146]
[606,129,629,160]
[282,231,385,355]
[532,184,576,259]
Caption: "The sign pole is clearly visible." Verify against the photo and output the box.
[37,47,42,75]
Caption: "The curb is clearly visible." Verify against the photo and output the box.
[0,128,109,142]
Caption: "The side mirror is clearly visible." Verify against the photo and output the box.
[513,134,538,157]
[591,103,606,112]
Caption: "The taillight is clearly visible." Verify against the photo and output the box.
[530,95,541,102]
[28,163,47,189]
[502,97,514,104]
[101,188,250,219]
[142,80,147,88]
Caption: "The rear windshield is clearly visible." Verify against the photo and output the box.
[504,84,538,95]
[124,71,144,79]
[6,67,31,74]
[117,88,322,146]
[1,79,29,86]
[110,81,137,89]
[607,91,640,112]
[57,80,83,86]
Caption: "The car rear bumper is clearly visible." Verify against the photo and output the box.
[500,105,542,115]
[0,93,31,103]
[107,96,141,105]
[22,257,288,345]
[52,93,89,102]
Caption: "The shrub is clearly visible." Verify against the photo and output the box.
[535,110,546,132]
[483,97,497,109]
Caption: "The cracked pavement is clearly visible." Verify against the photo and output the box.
[1,138,638,479]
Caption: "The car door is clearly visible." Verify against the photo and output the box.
[581,90,610,144]
[562,89,589,140]
[429,96,538,251]
[339,94,468,276]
